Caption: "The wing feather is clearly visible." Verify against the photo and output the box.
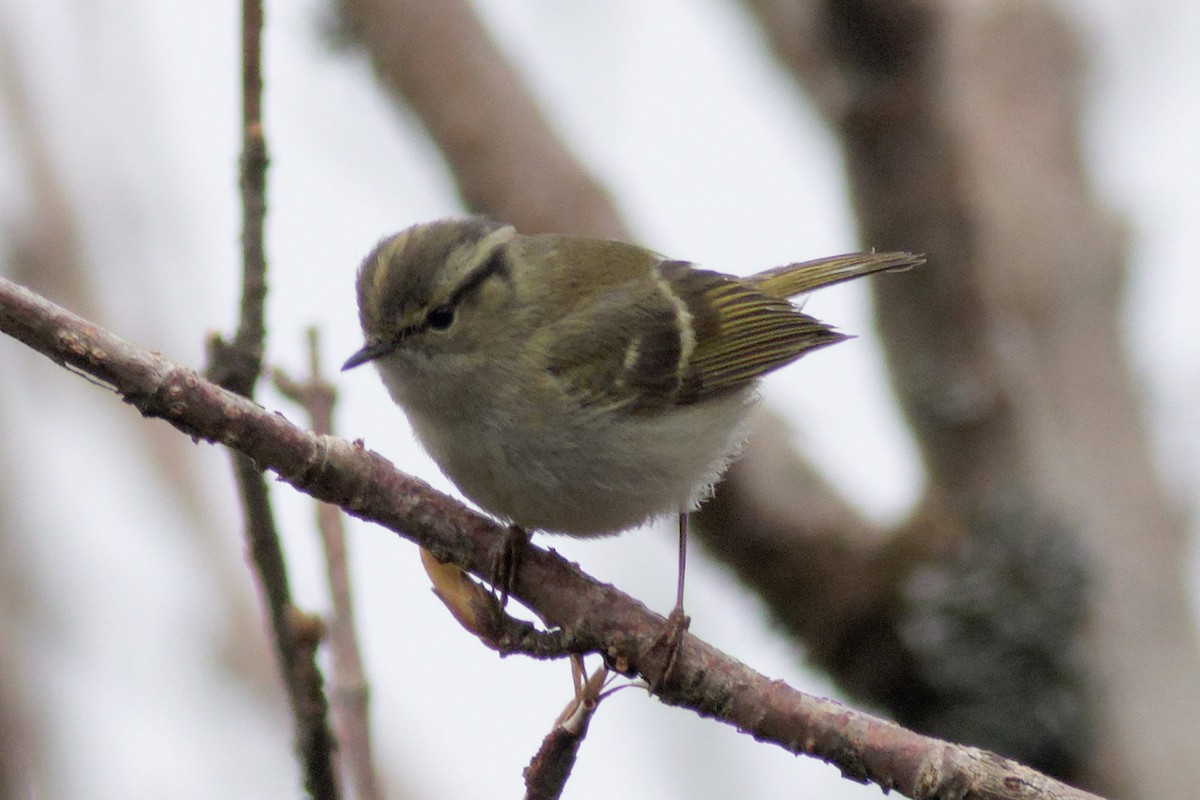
[660,261,846,403]
[542,251,921,412]
[543,280,684,412]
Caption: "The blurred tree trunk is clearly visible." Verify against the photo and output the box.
[707,1,1200,796]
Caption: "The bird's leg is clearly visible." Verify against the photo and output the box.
[674,509,688,615]
[490,523,530,608]
[649,511,692,691]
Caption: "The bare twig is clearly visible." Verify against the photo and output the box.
[203,3,339,798]
[287,607,338,799]
[1,277,1110,800]
[523,659,614,800]
[275,329,380,800]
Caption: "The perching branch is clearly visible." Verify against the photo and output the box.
[1,277,1108,800]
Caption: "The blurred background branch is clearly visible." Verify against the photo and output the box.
[738,3,1199,796]
[275,328,382,800]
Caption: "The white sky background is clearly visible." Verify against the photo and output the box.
[0,1,1197,798]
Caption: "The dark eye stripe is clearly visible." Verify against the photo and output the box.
[450,247,510,308]
[417,247,510,334]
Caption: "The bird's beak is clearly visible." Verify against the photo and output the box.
[341,339,394,371]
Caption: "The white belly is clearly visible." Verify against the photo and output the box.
[400,375,757,536]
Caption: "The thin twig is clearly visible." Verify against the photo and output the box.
[275,329,380,800]
[203,2,339,797]
[0,277,1109,800]
[523,658,613,800]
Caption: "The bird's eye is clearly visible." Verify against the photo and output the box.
[426,304,455,331]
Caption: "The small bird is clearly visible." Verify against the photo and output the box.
[343,218,918,664]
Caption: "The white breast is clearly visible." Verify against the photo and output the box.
[383,353,758,536]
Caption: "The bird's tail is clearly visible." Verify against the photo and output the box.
[747,251,923,298]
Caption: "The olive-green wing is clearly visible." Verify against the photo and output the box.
[542,251,920,411]
[746,251,922,297]
[667,252,920,401]
[542,277,689,413]
[660,261,847,403]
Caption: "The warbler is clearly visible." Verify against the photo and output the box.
[344,218,917,653]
